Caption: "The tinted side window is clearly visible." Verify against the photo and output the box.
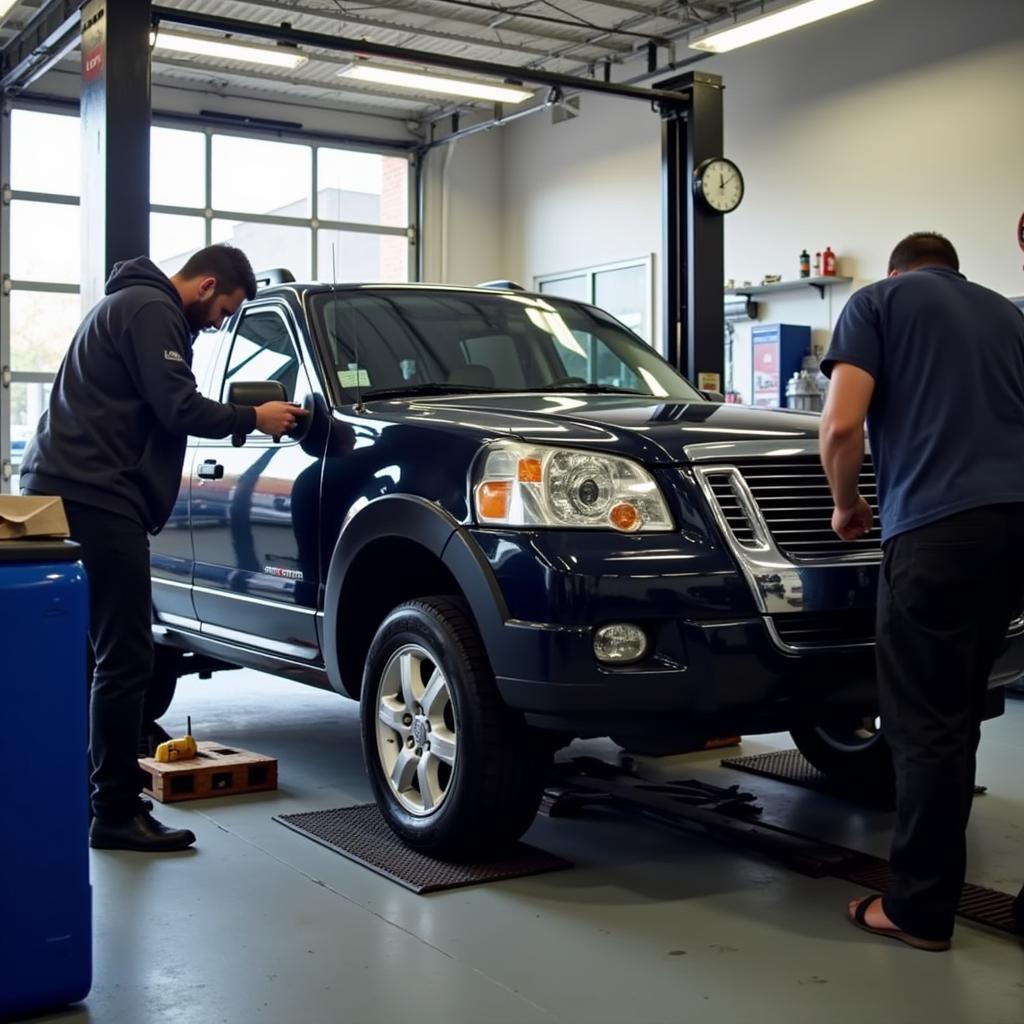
[221,310,308,403]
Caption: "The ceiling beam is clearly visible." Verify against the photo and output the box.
[0,0,81,92]
[151,54,433,113]
[218,0,630,62]
[151,7,695,107]
[419,0,671,43]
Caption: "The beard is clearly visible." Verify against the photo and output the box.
[183,294,218,333]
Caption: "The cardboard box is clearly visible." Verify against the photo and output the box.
[0,495,70,540]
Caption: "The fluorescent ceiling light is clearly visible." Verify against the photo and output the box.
[0,0,18,19]
[151,30,307,70]
[690,0,877,53]
[339,63,533,104]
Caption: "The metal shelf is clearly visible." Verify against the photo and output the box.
[725,276,853,299]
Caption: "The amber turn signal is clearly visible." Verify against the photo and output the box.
[609,502,641,532]
[476,481,512,520]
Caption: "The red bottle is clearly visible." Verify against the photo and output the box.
[822,246,836,277]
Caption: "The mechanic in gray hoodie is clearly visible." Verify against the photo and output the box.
[21,244,304,852]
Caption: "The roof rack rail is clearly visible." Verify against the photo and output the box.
[476,279,526,291]
[255,268,296,289]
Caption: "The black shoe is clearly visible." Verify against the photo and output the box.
[1013,887,1024,935]
[90,810,196,852]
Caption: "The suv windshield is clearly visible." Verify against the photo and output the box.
[310,288,703,403]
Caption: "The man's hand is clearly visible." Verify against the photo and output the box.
[832,496,873,540]
[255,401,307,437]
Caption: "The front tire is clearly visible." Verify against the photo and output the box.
[790,717,895,798]
[360,597,551,858]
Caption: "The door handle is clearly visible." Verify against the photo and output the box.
[197,459,224,480]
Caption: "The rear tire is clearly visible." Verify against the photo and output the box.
[790,717,895,799]
[360,596,551,858]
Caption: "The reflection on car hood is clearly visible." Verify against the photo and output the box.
[384,392,820,464]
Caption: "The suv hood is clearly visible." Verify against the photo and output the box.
[395,393,821,464]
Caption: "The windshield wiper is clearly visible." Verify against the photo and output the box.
[525,383,651,396]
[360,383,502,400]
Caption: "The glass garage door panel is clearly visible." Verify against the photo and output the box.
[10,110,80,196]
[317,229,407,283]
[212,135,311,217]
[10,291,81,373]
[151,127,206,209]
[317,148,409,228]
[212,220,312,281]
[9,201,81,284]
[150,214,207,277]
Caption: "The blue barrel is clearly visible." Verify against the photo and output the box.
[0,539,91,1017]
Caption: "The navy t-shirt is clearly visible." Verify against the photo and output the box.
[821,266,1024,542]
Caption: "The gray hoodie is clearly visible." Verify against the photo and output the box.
[20,257,257,533]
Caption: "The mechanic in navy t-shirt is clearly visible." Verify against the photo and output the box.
[820,232,1024,950]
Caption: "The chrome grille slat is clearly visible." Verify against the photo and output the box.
[734,456,882,561]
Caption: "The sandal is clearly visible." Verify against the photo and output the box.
[848,895,951,952]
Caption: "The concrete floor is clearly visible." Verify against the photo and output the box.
[33,671,1024,1024]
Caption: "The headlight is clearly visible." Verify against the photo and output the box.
[474,441,673,532]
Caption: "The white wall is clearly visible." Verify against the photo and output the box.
[420,130,505,285]
[433,0,1023,398]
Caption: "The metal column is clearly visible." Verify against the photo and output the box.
[1,101,10,492]
[80,0,152,309]
[660,71,725,390]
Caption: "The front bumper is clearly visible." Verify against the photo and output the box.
[472,529,1024,736]
[494,617,1024,735]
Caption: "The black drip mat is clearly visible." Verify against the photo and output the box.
[836,856,1021,936]
[721,748,897,807]
[274,804,572,894]
[722,749,828,786]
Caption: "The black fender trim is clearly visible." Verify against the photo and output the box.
[322,496,509,698]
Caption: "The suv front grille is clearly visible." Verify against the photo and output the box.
[735,457,881,560]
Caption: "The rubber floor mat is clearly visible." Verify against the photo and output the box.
[721,749,830,787]
[274,804,572,894]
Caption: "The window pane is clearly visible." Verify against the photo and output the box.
[538,275,588,302]
[151,214,207,277]
[11,110,80,196]
[594,264,649,341]
[317,149,408,228]
[212,135,310,216]
[317,229,407,283]
[222,313,304,402]
[9,380,54,490]
[212,220,311,280]
[151,127,206,208]
[10,201,80,283]
[10,291,81,373]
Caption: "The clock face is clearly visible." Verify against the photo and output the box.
[696,158,744,213]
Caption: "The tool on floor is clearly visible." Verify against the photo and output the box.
[154,715,197,763]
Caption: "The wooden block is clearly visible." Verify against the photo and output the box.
[139,741,278,804]
[703,736,742,751]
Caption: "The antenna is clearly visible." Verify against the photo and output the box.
[332,241,364,413]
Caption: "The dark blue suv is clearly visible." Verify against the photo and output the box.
[150,280,1024,856]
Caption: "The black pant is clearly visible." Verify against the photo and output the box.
[878,504,1024,941]
[62,500,154,824]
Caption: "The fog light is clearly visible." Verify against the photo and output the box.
[594,623,648,664]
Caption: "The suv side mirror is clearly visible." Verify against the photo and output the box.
[700,390,725,403]
[228,380,287,447]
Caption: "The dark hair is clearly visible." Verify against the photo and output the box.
[178,244,257,300]
[887,232,959,274]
